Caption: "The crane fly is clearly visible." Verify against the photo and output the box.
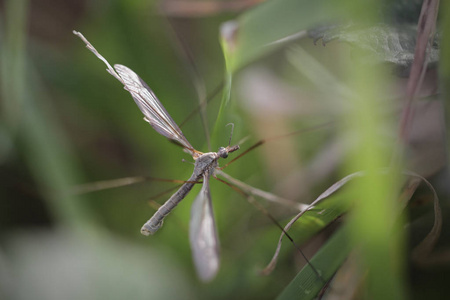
[73,31,239,281]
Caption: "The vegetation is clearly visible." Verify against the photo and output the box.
[0,0,448,299]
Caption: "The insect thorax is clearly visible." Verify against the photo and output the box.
[193,152,219,177]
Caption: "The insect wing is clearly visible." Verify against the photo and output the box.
[189,173,220,281]
[113,64,195,153]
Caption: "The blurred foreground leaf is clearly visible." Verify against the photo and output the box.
[0,230,194,300]
[275,171,440,299]
[222,0,342,72]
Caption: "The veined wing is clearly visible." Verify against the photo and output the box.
[189,171,220,281]
[72,31,197,156]
[113,64,196,153]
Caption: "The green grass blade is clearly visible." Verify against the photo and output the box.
[1,0,94,230]
[277,226,351,300]
[225,0,344,72]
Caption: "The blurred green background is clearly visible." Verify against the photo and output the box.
[0,0,448,299]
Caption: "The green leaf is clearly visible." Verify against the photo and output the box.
[277,226,351,300]
[221,0,344,72]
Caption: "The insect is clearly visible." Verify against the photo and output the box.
[73,31,240,281]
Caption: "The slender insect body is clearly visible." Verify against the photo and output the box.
[139,154,211,236]
[141,149,232,236]
[140,178,196,235]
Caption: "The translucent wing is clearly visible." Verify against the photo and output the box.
[72,31,196,156]
[113,64,195,153]
[189,172,220,281]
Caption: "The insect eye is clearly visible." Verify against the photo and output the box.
[218,147,228,158]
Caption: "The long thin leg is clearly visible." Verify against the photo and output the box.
[218,121,334,170]
[164,17,211,150]
[215,170,309,211]
[214,175,323,281]
[71,176,198,194]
